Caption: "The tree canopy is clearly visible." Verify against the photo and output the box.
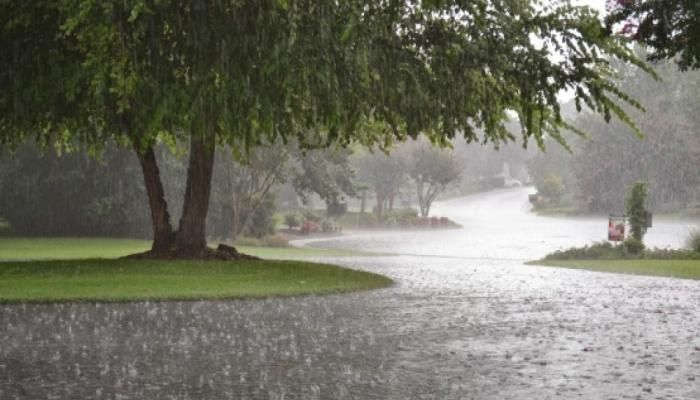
[1,0,651,258]
[606,0,700,71]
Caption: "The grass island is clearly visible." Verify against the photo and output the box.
[0,238,392,304]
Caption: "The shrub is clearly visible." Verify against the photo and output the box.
[242,196,277,238]
[626,181,648,242]
[301,219,321,235]
[543,241,623,260]
[302,210,322,223]
[686,229,700,253]
[320,219,339,232]
[543,240,700,261]
[622,237,645,256]
[384,208,418,226]
[538,174,565,205]
[643,247,700,260]
[326,201,347,218]
[284,213,301,230]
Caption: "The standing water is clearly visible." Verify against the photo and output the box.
[2,188,699,399]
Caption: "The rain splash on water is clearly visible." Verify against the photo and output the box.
[2,188,699,399]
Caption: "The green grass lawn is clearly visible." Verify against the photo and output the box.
[0,237,392,303]
[0,259,393,304]
[0,237,373,261]
[529,259,700,280]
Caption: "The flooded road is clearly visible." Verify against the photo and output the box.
[2,188,699,399]
[302,187,697,261]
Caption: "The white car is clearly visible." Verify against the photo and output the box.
[504,178,522,188]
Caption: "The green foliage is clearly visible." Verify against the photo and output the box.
[606,0,700,71]
[320,219,337,233]
[2,0,653,152]
[336,209,458,229]
[284,213,301,230]
[1,0,660,252]
[409,141,463,217]
[537,174,566,205]
[544,241,624,260]
[528,56,700,214]
[641,248,700,260]
[622,237,645,255]
[354,144,408,214]
[326,200,348,218]
[0,144,151,237]
[293,147,359,208]
[626,181,648,242]
[542,240,700,262]
[686,229,700,253]
[240,195,277,239]
[302,210,323,223]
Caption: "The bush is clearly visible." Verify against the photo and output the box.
[626,181,648,242]
[643,247,700,260]
[326,201,347,218]
[543,241,623,260]
[622,237,645,256]
[537,174,565,205]
[242,196,277,238]
[542,240,700,261]
[384,208,418,226]
[302,210,323,223]
[284,213,301,230]
[686,229,700,253]
[320,218,340,233]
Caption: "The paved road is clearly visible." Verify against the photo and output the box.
[2,188,699,399]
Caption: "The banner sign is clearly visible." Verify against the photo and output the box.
[608,215,625,242]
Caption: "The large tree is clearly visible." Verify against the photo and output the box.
[356,148,407,219]
[408,142,463,217]
[2,0,650,258]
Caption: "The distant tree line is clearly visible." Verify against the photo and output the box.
[0,144,150,237]
[0,141,357,238]
[1,136,472,237]
[529,54,700,213]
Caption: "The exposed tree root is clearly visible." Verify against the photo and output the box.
[122,244,260,261]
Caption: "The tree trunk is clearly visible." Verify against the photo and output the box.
[133,144,175,254]
[360,192,366,214]
[229,192,241,243]
[375,194,384,220]
[416,180,428,217]
[175,136,216,257]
